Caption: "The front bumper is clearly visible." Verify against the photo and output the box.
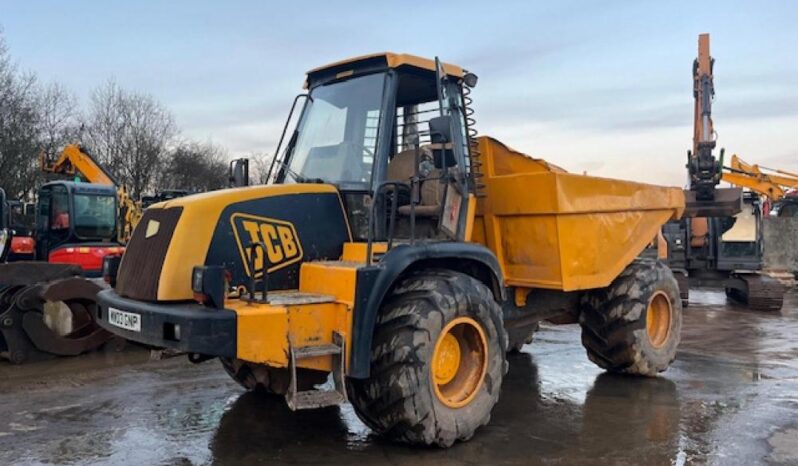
[95,289,237,357]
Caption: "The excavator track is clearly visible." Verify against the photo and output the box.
[0,263,121,364]
[727,273,785,312]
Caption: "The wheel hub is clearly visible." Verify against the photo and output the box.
[646,291,672,348]
[433,333,461,385]
[431,317,488,409]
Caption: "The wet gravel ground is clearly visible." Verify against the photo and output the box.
[1,287,797,465]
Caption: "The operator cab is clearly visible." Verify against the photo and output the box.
[271,53,478,244]
[716,191,763,270]
[36,181,120,274]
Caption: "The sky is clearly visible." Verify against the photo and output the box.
[1,0,796,187]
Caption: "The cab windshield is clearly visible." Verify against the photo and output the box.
[73,194,116,239]
[285,73,385,187]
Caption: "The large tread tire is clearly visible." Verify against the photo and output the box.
[346,269,508,447]
[220,358,327,395]
[579,259,682,376]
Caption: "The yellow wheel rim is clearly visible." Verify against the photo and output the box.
[646,291,672,348]
[431,317,488,409]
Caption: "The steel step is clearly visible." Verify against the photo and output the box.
[286,331,348,410]
[291,390,346,410]
[295,344,341,358]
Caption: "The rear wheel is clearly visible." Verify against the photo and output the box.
[220,358,327,395]
[579,259,682,376]
[347,269,508,447]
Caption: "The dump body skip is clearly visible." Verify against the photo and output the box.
[471,137,685,291]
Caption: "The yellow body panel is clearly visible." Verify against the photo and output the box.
[472,137,685,291]
[299,261,358,307]
[154,183,341,300]
[231,297,351,372]
[341,242,387,263]
[229,260,361,371]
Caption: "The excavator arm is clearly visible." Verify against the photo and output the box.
[40,144,142,243]
[722,154,798,202]
[40,144,117,186]
[683,34,742,217]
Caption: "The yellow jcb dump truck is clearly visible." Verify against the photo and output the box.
[95,53,685,447]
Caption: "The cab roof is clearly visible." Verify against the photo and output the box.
[41,180,117,195]
[304,52,464,89]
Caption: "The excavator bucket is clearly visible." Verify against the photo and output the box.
[683,187,743,218]
[0,263,122,364]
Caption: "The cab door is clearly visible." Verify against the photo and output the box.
[35,184,72,260]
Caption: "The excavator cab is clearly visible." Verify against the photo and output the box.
[716,192,762,270]
[35,181,121,276]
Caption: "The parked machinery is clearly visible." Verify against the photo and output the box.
[1,144,133,364]
[723,154,798,216]
[0,179,123,364]
[663,34,785,311]
[0,145,252,364]
[40,143,146,244]
[95,53,687,446]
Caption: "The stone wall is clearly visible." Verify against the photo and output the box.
[762,217,798,271]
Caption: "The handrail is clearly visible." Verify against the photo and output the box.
[366,181,409,266]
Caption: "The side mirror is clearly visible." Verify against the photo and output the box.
[428,115,453,144]
[428,115,456,169]
[229,158,250,188]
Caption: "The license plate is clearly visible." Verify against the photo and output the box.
[108,307,141,332]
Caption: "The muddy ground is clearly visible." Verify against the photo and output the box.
[1,288,797,465]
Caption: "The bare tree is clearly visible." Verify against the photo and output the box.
[84,80,177,197]
[158,140,228,192]
[249,151,273,184]
[0,32,41,199]
[37,82,80,159]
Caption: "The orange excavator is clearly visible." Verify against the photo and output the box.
[663,34,785,311]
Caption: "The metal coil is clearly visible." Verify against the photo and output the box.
[462,84,486,197]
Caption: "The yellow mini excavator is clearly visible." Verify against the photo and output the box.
[95,53,686,447]
[40,144,143,244]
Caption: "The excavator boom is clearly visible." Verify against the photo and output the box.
[683,34,741,217]
[40,144,117,186]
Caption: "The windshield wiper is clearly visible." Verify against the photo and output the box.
[275,160,325,184]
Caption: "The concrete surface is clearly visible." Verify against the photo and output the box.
[763,217,798,272]
[1,288,797,466]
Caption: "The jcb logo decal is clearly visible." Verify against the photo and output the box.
[231,213,303,278]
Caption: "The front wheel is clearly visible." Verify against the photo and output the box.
[579,259,682,376]
[347,269,508,447]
